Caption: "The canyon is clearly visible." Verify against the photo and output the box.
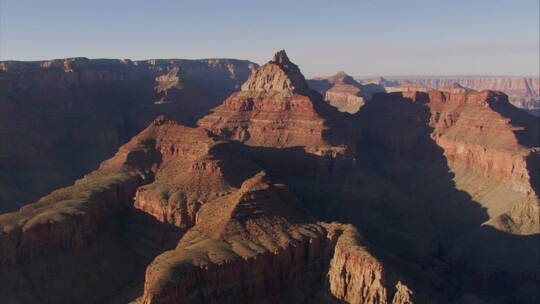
[311,74,539,116]
[308,71,385,114]
[359,76,540,116]
[0,58,256,213]
[0,51,538,304]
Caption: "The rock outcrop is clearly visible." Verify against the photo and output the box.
[198,51,356,152]
[142,172,409,304]
[309,71,385,114]
[0,51,416,304]
[0,57,257,213]
[2,50,538,304]
[366,76,540,115]
[347,89,539,302]
[389,77,539,101]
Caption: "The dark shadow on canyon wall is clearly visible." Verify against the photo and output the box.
[526,152,540,197]
[306,79,334,93]
[0,76,242,213]
[487,93,540,149]
[488,93,540,197]
[213,90,539,303]
[338,91,538,303]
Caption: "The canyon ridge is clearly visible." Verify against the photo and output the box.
[0,51,538,304]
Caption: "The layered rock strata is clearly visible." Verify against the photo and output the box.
[349,89,539,302]
[0,57,256,213]
[197,51,355,153]
[309,71,385,114]
[370,76,540,115]
[142,172,410,304]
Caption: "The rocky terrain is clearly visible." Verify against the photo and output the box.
[308,71,384,114]
[0,51,538,304]
[0,58,256,213]
[362,76,540,116]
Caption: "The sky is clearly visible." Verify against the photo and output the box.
[0,0,538,77]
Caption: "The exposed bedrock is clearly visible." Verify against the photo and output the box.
[142,173,412,304]
[0,57,257,212]
[346,89,539,302]
[309,71,385,114]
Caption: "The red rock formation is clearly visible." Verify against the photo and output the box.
[309,71,385,114]
[350,89,539,302]
[3,50,538,304]
[369,76,540,114]
[142,172,409,304]
[0,57,256,213]
[440,82,475,93]
[0,173,141,267]
[197,51,355,154]
[385,82,431,93]
[0,51,416,304]
[126,119,260,228]
[393,77,539,100]
[386,91,538,200]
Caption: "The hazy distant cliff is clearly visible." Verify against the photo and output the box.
[359,76,540,116]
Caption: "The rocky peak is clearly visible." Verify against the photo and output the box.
[270,49,291,65]
[327,71,358,86]
[240,50,311,95]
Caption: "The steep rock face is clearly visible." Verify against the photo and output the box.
[142,172,408,304]
[374,76,540,115]
[0,171,144,303]
[394,77,539,100]
[415,91,537,194]
[198,51,355,152]
[8,49,539,304]
[309,71,385,114]
[240,50,311,94]
[358,90,539,234]
[127,119,261,228]
[351,89,539,302]
[0,117,205,303]
[0,57,256,213]
[197,51,359,223]
[0,173,140,267]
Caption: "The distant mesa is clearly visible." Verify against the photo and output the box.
[309,71,385,113]
[440,82,475,93]
[384,81,431,93]
[356,75,540,116]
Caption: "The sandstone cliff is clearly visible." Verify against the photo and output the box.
[0,57,256,213]
[369,76,540,115]
[1,50,538,304]
[142,172,411,304]
[345,89,539,303]
[0,51,417,304]
[308,71,385,114]
[198,51,356,151]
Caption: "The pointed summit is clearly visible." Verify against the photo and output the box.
[240,50,311,95]
[327,71,358,85]
[271,49,291,65]
[198,50,356,149]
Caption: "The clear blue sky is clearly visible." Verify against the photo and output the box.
[1,0,538,76]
